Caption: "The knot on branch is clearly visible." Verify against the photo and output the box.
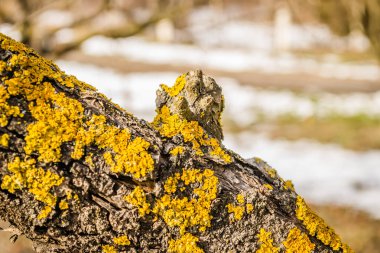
[155,70,224,141]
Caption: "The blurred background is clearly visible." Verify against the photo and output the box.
[1,0,380,252]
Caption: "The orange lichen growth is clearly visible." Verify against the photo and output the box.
[153,105,231,163]
[102,245,117,253]
[0,133,9,147]
[113,235,131,246]
[226,193,253,222]
[296,196,353,251]
[161,73,187,97]
[124,186,151,217]
[168,233,204,253]
[153,168,218,234]
[1,156,64,219]
[283,227,315,253]
[169,146,184,156]
[256,228,279,253]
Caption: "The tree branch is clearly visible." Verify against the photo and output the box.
[0,33,353,253]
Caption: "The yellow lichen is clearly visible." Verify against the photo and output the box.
[284,180,295,191]
[113,235,131,246]
[102,245,117,253]
[267,168,277,178]
[168,233,204,253]
[169,146,184,156]
[283,227,315,253]
[226,203,245,221]
[24,82,84,162]
[236,194,244,204]
[1,156,64,219]
[75,115,154,179]
[153,168,218,234]
[59,200,69,210]
[226,194,253,222]
[256,228,279,253]
[0,85,23,127]
[296,196,352,251]
[37,206,53,220]
[0,133,9,147]
[246,203,254,214]
[0,34,154,179]
[153,105,231,163]
[263,184,273,190]
[85,154,94,168]
[161,73,187,97]
[124,186,150,217]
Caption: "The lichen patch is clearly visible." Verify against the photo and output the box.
[256,228,279,253]
[153,105,231,163]
[168,232,204,253]
[296,196,352,251]
[0,156,64,219]
[283,227,315,253]
[153,168,219,234]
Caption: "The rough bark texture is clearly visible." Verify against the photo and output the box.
[0,33,353,253]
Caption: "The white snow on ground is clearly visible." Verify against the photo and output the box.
[58,61,380,218]
[58,61,380,123]
[82,36,380,81]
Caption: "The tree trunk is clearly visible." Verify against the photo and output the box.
[0,33,353,253]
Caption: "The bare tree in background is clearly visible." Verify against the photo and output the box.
[288,0,380,61]
[0,0,191,57]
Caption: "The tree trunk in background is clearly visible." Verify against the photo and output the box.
[0,33,353,253]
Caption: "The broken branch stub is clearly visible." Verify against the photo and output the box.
[0,33,353,253]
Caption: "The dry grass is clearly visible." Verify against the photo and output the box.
[268,114,380,151]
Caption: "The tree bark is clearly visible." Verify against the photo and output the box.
[0,33,353,253]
